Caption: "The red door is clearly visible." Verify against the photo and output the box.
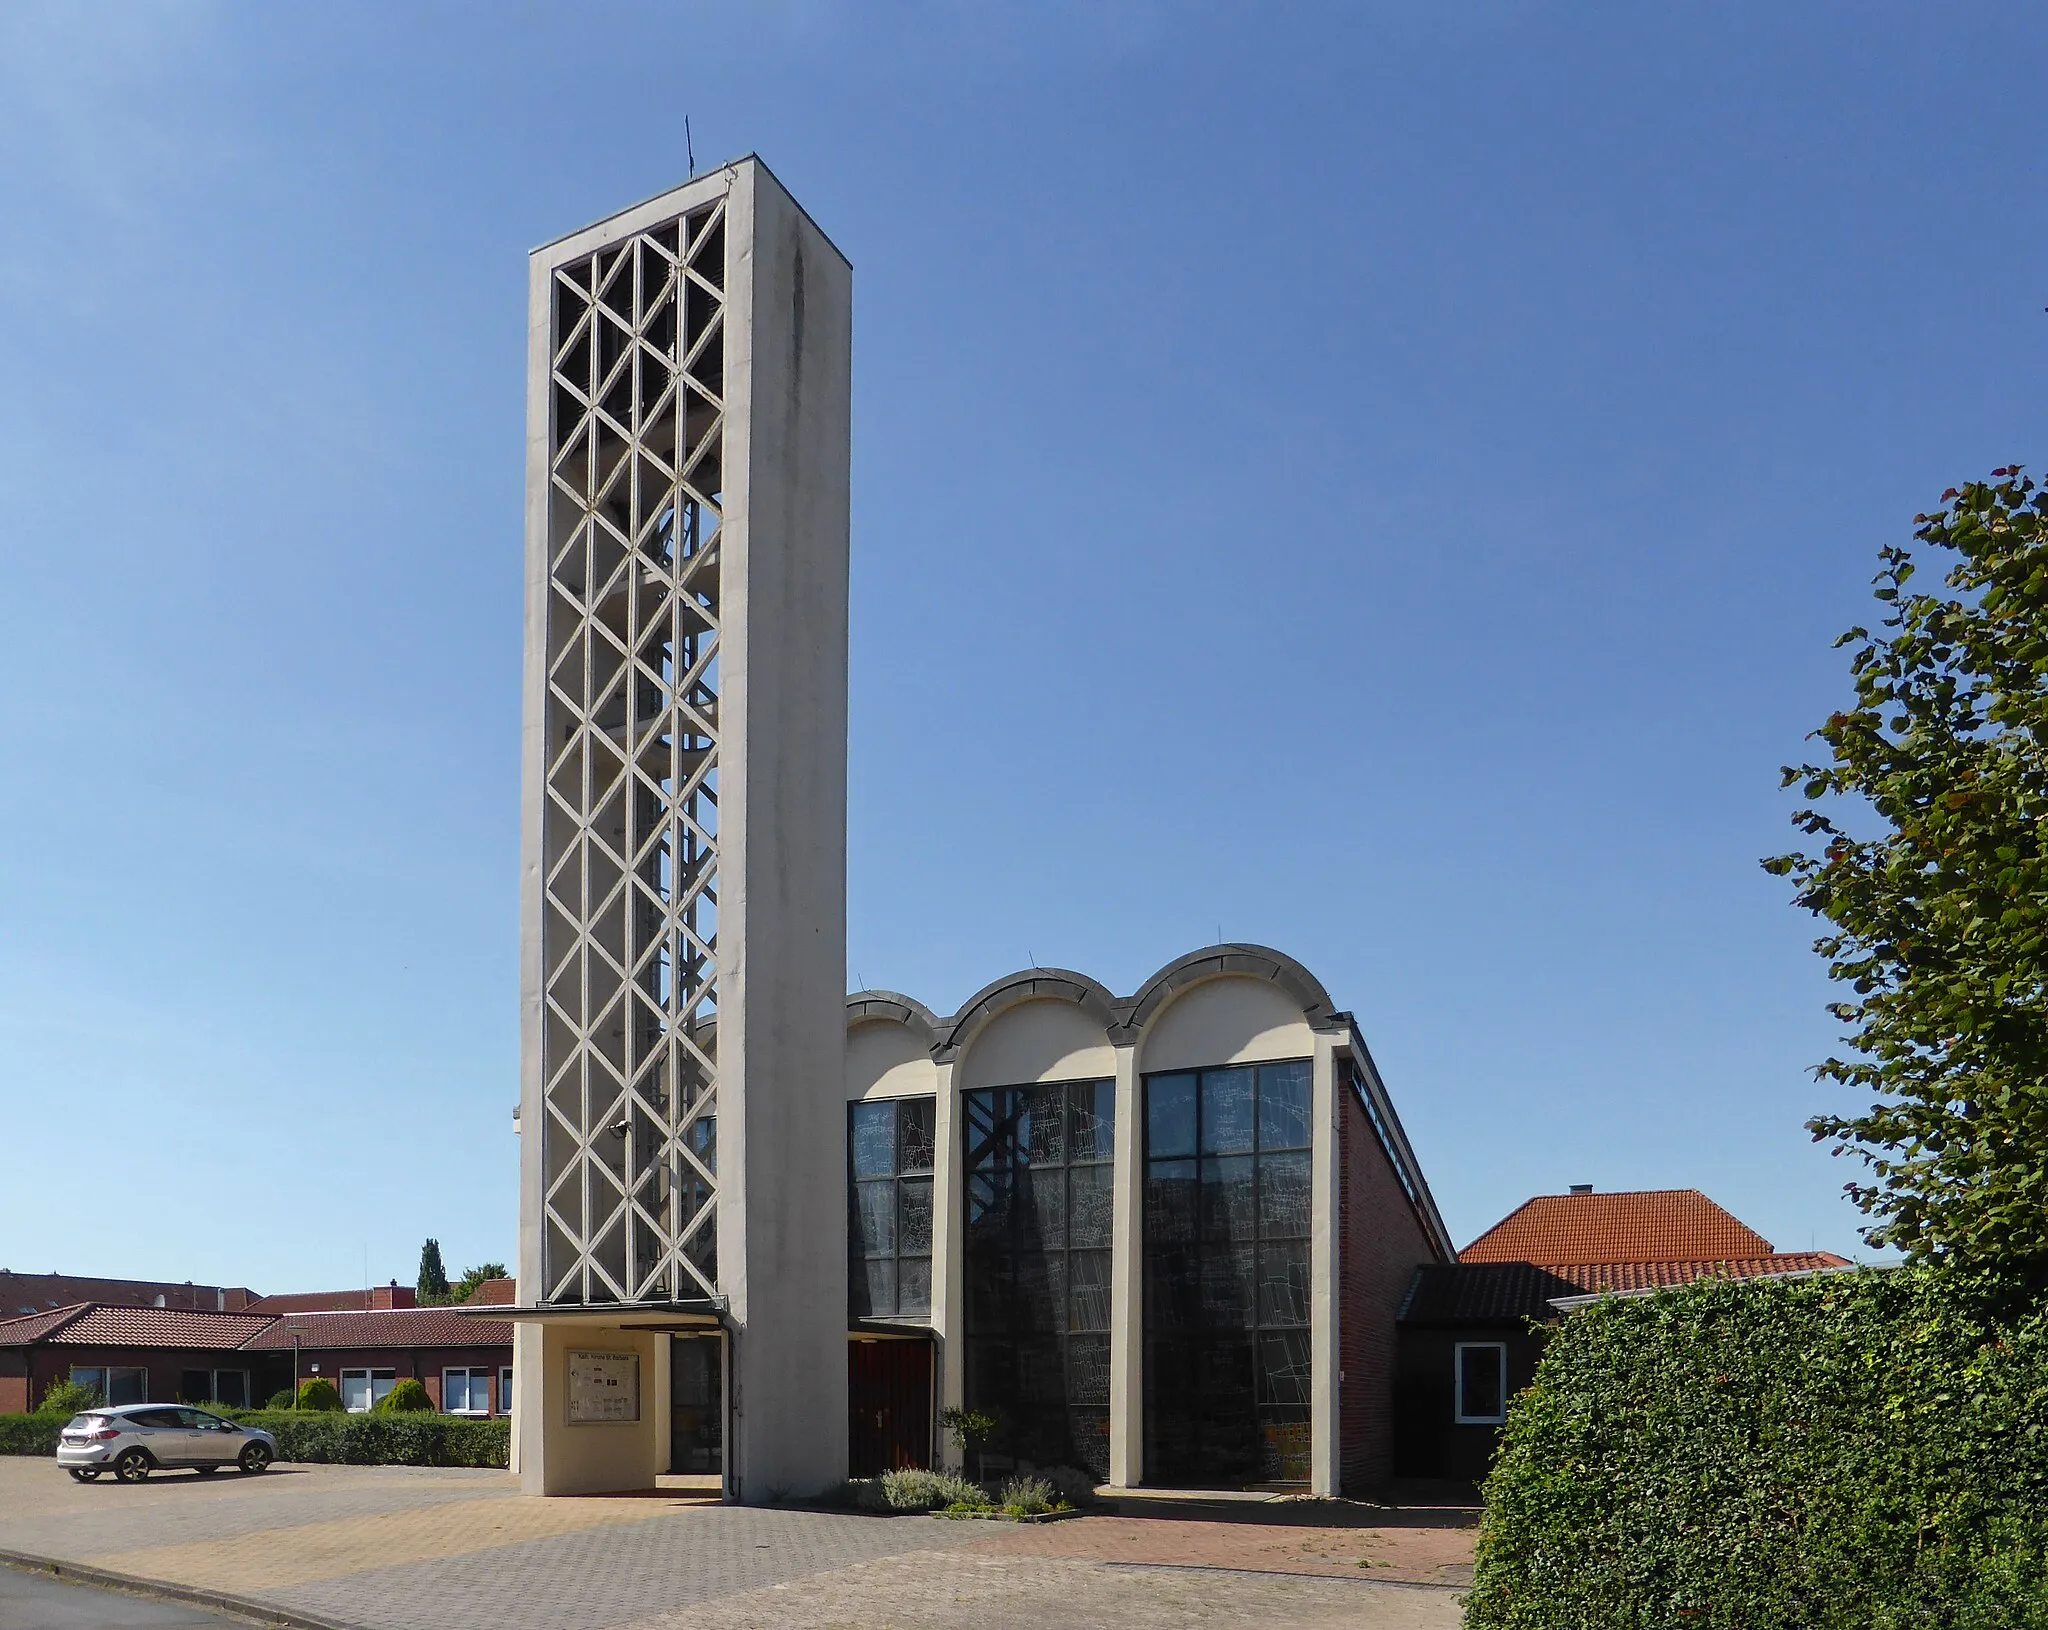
[848,1338,933,1477]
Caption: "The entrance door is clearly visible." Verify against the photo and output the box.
[848,1338,933,1477]
[669,1335,723,1474]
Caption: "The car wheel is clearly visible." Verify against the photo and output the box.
[113,1449,152,1484]
[66,1468,100,1482]
[238,1443,272,1474]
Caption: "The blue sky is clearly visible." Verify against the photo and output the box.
[3,2,2044,1292]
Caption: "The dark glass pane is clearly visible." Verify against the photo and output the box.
[1200,1244,1257,1325]
[1258,1061,1312,1151]
[967,1168,1012,1234]
[1145,1244,1200,1338]
[1460,1345,1504,1419]
[1201,1156,1256,1243]
[1014,1252,1060,1333]
[1019,1166,1065,1249]
[1020,1084,1063,1166]
[1068,1163,1114,1248]
[1195,1337,1257,1409]
[967,1252,1013,1332]
[1258,1240,1311,1327]
[1145,1161,1198,1245]
[966,1338,1016,1415]
[1200,1068,1256,1155]
[898,1176,934,1253]
[1258,1329,1313,1407]
[855,1179,895,1255]
[859,1257,896,1316]
[1070,1081,1115,1162]
[899,1256,932,1316]
[847,1251,872,1317]
[1068,1407,1112,1481]
[1147,1074,1197,1159]
[1258,1151,1312,1239]
[1260,1414,1313,1482]
[897,1098,937,1173]
[1070,1250,1112,1333]
[1065,1333,1111,1406]
[851,1101,896,1178]
[964,1089,1001,1169]
[1017,1339,1066,1406]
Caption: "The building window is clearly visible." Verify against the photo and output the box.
[443,1368,493,1415]
[500,1366,514,1415]
[179,1369,250,1408]
[1455,1343,1508,1425]
[963,1080,1115,1482]
[339,1369,397,1413]
[1143,1058,1315,1486]
[848,1097,937,1319]
[70,1366,147,1406]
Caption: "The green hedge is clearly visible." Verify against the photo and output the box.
[0,1411,507,1468]
[1467,1267,2048,1630]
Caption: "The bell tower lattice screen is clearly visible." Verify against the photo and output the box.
[538,198,727,1306]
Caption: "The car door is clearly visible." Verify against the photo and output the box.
[126,1407,196,1465]
[177,1408,237,1463]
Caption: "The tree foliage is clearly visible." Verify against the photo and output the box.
[1767,467,2048,1263]
[417,1238,451,1304]
[451,1262,509,1304]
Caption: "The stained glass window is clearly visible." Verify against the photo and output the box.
[1144,1058,1314,1485]
[963,1080,1115,1482]
[848,1097,936,1319]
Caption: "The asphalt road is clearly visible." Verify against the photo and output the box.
[0,1566,249,1629]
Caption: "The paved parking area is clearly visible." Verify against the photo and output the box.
[0,1459,1468,1629]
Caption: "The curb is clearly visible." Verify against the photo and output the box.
[0,1548,365,1630]
[1102,1559,1468,1593]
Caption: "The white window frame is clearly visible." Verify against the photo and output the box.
[339,1368,398,1414]
[1453,1341,1509,1425]
[71,1365,148,1406]
[442,1367,492,1416]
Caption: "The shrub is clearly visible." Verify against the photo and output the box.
[296,1377,344,1412]
[999,1474,1061,1516]
[265,1390,296,1411]
[0,1416,64,1456]
[876,1467,985,1511]
[1036,1465,1101,1507]
[1468,1267,2048,1630]
[35,1378,101,1417]
[376,1379,434,1413]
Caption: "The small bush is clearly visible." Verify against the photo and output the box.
[1036,1465,1100,1507]
[999,1474,1060,1516]
[296,1378,344,1412]
[376,1379,434,1413]
[877,1467,986,1511]
[35,1379,101,1417]
[0,1416,64,1456]
[265,1390,296,1411]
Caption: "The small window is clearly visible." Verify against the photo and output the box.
[500,1367,514,1415]
[1455,1342,1508,1425]
[71,1365,147,1406]
[339,1368,398,1413]
[443,1368,492,1415]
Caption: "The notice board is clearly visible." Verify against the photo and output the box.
[565,1349,640,1424]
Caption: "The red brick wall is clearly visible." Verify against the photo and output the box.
[1338,1079,1439,1495]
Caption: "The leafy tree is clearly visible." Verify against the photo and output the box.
[450,1262,509,1304]
[417,1238,451,1305]
[1767,466,2048,1263]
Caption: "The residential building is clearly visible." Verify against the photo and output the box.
[1392,1187,1852,1485]
[0,1271,256,1317]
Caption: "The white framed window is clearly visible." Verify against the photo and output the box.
[499,1366,514,1416]
[442,1368,493,1415]
[70,1366,148,1406]
[1454,1342,1509,1425]
[339,1368,397,1413]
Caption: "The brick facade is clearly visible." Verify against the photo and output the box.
[1336,1075,1439,1495]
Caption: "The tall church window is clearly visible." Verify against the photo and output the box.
[848,1098,936,1319]
[962,1081,1115,1481]
[1143,1059,1314,1484]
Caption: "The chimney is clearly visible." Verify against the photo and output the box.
[1569,1184,1594,1196]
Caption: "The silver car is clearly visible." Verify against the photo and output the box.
[56,1405,276,1483]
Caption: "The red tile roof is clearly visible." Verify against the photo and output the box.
[1460,1189,1777,1265]
[1401,1253,1856,1324]
[0,1305,277,1350]
[238,1307,511,1350]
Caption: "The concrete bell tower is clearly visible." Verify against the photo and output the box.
[513,158,851,1498]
